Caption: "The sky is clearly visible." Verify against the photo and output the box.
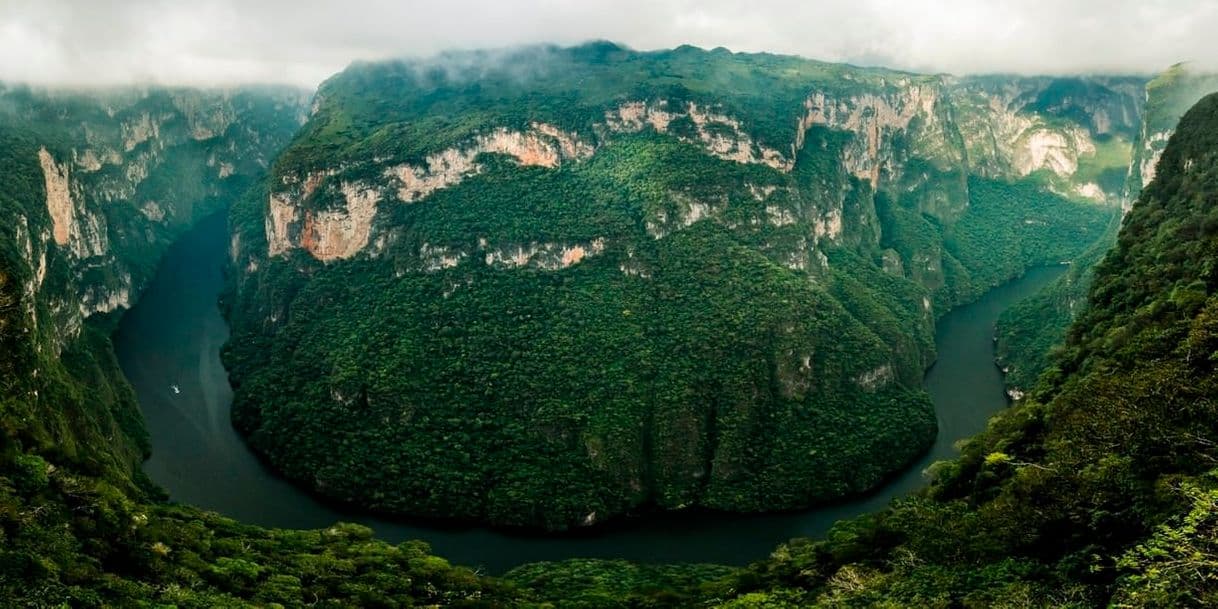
[2,0,1216,88]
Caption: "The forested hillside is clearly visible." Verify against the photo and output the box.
[225,43,1122,529]
[0,85,547,607]
[675,89,1218,608]
[6,45,1215,607]
[997,64,1218,392]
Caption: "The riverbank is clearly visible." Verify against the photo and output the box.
[115,212,1065,573]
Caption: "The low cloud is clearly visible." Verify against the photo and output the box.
[2,0,1216,87]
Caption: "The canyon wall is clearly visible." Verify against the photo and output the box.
[223,44,1136,530]
[0,84,309,482]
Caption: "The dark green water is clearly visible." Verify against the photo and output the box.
[114,212,1066,573]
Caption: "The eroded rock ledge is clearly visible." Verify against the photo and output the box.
[263,80,1128,267]
[263,100,820,264]
[605,100,792,169]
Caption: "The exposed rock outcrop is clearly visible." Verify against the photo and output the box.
[1013,127,1095,177]
[266,193,299,258]
[854,364,895,392]
[298,183,381,261]
[39,147,75,247]
[384,123,594,203]
[483,238,607,270]
[121,112,162,151]
[798,85,943,187]
[420,243,467,271]
[606,100,791,170]
[79,272,131,316]
[39,147,108,259]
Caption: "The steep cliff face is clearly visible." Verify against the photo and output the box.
[0,84,309,492]
[1125,64,1218,205]
[692,90,1218,609]
[996,67,1218,393]
[247,70,1137,299]
[223,43,1122,530]
[797,75,1142,223]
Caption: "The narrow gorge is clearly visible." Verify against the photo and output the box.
[3,41,1218,607]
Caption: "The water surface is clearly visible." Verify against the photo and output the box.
[114,212,1065,573]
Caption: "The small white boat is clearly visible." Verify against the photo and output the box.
[171,384,180,394]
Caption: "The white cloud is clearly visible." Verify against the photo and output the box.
[1,0,1216,87]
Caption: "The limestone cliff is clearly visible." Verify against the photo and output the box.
[224,44,1138,530]
[1125,64,1218,206]
[250,71,1142,295]
[0,84,310,355]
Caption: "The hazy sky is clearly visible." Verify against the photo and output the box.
[2,0,1216,87]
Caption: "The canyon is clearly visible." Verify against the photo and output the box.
[221,44,1147,530]
[1,41,1217,607]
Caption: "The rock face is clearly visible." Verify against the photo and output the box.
[799,86,942,187]
[3,85,310,351]
[1015,127,1094,177]
[38,147,76,247]
[298,183,381,261]
[266,193,299,257]
[606,100,792,169]
[224,43,1149,531]
[1124,64,1218,208]
[483,238,607,270]
[385,124,594,203]
[798,76,1143,222]
[38,147,109,261]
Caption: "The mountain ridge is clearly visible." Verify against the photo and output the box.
[224,42,1129,529]
[0,43,1215,606]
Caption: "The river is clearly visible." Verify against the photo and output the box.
[113,212,1066,574]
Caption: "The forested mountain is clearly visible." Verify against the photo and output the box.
[623,87,1218,609]
[996,63,1218,393]
[224,43,1124,529]
[0,84,308,495]
[0,85,537,607]
[1,42,1215,607]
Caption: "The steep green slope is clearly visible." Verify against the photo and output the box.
[225,43,1121,529]
[626,90,1218,608]
[0,86,542,607]
[0,48,1202,608]
[996,66,1218,393]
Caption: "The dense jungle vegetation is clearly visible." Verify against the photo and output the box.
[995,65,1218,392]
[224,44,1117,529]
[5,45,1212,607]
[0,85,1212,609]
